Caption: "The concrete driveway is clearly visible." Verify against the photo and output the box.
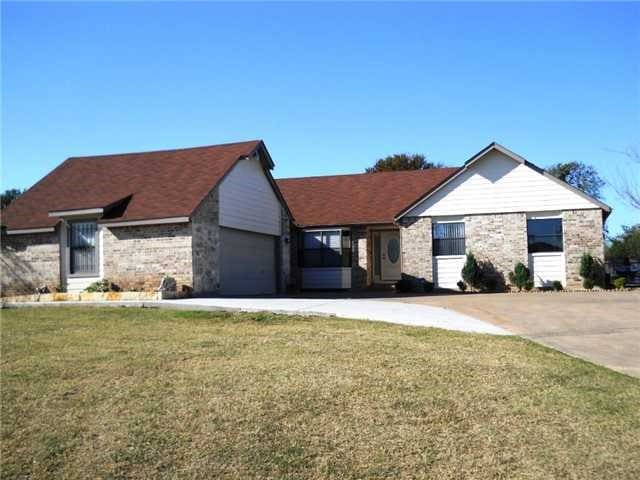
[397,291,640,378]
[165,297,509,335]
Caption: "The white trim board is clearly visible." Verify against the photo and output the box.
[99,216,190,227]
[49,208,104,217]
[5,227,56,235]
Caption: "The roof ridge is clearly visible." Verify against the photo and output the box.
[67,139,262,160]
[276,167,457,182]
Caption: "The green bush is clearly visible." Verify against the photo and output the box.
[580,253,595,289]
[483,277,498,292]
[579,253,605,289]
[461,253,483,290]
[84,279,120,293]
[508,262,531,291]
[456,280,467,292]
[613,277,626,290]
[524,280,534,291]
[552,280,563,291]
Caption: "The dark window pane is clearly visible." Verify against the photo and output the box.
[432,222,465,256]
[303,232,323,249]
[527,219,563,253]
[303,250,322,268]
[301,230,351,268]
[323,248,342,267]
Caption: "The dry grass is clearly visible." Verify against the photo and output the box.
[1,307,639,479]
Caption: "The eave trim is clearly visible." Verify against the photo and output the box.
[5,227,56,235]
[98,216,190,227]
[49,207,104,217]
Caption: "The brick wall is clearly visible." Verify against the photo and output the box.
[464,213,528,288]
[1,230,60,295]
[191,187,220,294]
[351,226,368,289]
[398,210,605,290]
[102,223,193,291]
[563,209,604,288]
[398,216,433,285]
[279,207,292,292]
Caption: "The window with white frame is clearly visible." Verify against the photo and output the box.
[301,230,351,268]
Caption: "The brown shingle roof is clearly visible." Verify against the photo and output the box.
[2,140,264,231]
[276,168,459,228]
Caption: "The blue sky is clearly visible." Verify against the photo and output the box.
[2,2,638,234]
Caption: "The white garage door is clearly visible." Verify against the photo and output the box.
[529,252,566,287]
[434,256,465,290]
[220,227,277,295]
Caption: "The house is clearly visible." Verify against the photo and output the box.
[1,140,292,295]
[277,142,610,290]
[1,140,610,296]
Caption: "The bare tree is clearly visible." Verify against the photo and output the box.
[611,147,640,211]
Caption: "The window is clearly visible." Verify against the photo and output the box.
[527,218,563,253]
[69,221,98,275]
[301,230,351,268]
[432,222,465,256]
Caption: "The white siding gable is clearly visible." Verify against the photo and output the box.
[219,156,282,236]
[407,150,600,217]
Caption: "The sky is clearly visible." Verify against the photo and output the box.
[2,1,639,234]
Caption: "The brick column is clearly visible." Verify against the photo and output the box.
[398,216,433,284]
[563,209,604,288]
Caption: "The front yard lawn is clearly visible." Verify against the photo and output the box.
[1,307,639,479]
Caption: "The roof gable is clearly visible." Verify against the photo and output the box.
[3,140,267,231]
[398,143,611,219]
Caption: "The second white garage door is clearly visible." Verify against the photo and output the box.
[219,227,277,295]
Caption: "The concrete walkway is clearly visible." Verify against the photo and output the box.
[163,297,510,335]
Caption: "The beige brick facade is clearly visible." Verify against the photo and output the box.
[397,210,605,290]
[191,187,220,294]
[399,216,433,284]
[563,209,605,288]
[1,231,61,295]
[351,226,369,289]
[102,223,193,291]
[464,213,528,288]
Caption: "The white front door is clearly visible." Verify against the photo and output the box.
[380,231,402,281]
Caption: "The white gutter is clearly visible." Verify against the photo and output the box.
[49,207,104,217]
[5,227,56,235]
[99,216,190,227]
